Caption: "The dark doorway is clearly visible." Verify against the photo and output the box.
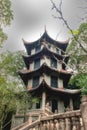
[36,101,40,109]
[52,99,58,113]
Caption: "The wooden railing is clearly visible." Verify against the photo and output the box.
[12,110,84,130]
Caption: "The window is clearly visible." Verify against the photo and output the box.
[56,48,59,54]
[33,76,39,88]
[35,45,41,53]
[51,58,57,68]
[56,48,61,54]
[48,44,51,49]
[51,76,58,88]
[34,59,40,69]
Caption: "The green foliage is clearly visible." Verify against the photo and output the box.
[67,22,87,73]
[69,73,87,95]
[0,51,26,129]
[69,30,79,35]
[0,2,16,127]
[0,0,13,45]
[69,73,87,88]
[67,22,87,95]
[67,22,87,52]
[0,51,25,77]
[79,23,87,34]
[0,77,17,129]
[0,28,7,46]
[0,0,13,25]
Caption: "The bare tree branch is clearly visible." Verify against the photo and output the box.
[50,0,87,53]
[59,0,62,11]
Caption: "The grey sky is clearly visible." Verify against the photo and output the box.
[3,0,86,52]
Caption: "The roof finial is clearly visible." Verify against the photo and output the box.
[44,25,46,32]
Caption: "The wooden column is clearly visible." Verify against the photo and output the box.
[42,92,46,110]
[58,100,64,113]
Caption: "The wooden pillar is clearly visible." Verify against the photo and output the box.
[58,100,64,113]
[42,92,46,110]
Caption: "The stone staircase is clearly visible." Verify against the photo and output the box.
[11,95,87,130]
[11,108,53,130]
[11,109,84,130]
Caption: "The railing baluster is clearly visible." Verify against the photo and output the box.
[40,122,43,130]
[65,118,71,130]
[28,115,32,124]
[62,119,65,130]
[54,119,60,130]
[37,124,40,130]
[49,120,54,130]
[59,119,65,130]
[72,117,77,130]
[58,119,61,130]
[42,121,47,130]
[47,121,50,130]
[75,117,81,130]
[80,117,84,130]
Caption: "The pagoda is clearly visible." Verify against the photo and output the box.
[19,30,80,113]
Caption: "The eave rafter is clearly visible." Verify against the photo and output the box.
[22,46,69,69]
[22,30,69,54]
[28,79,81,95]
[18,63,72,86]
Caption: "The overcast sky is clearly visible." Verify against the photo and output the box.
[3,0,86,52]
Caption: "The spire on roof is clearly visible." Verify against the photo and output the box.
[44,25,46,32]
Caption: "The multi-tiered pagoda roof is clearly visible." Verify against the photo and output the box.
[23,30,69,55]
[19,31,80,96]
